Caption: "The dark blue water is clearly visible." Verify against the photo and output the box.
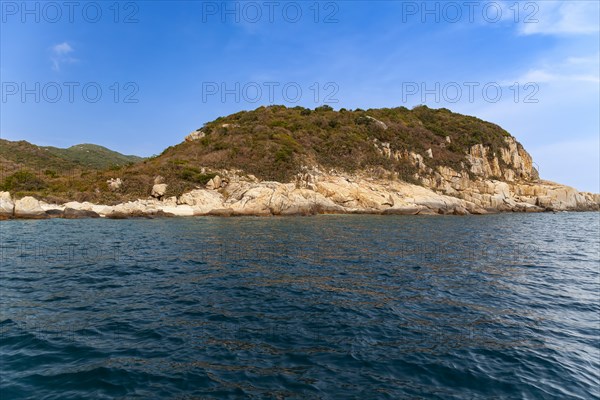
[1,213,599,399]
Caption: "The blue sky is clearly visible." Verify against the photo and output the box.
[1,1,598,192]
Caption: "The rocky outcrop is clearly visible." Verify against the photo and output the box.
[463,137,537,182]
[205,175,222,190]
[366,116,388,130]
[416,154,594,213]
[222,181,342,216]
[178,189,225,214]
[0,192,14,219]
[185,130,206,142]
[1,170,597,220]
[14,196,48,219]
[151,183,168,199]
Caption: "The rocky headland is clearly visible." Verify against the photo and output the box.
[1,106,598,219]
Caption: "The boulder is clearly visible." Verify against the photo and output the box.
[39,202,65,212]
[177,189,225,214]
[0,192,14,218]
[151,184,168,199]
[14,197,47,219]
[226,184,277,215]
[366,116,388,130]
[205,175,222,190]
[185,130,206,142]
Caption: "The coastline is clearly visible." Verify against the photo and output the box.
[2,171,598,220]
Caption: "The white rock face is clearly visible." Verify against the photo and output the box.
[0,192,14,217]
[91,205,115,216]
[177,190,225,214]
[39,201,65,212]
[185,130,206,142]
[151,184,168,198]
[14,196,46,218]
[205,175,223,190]
[222,181,341,215]
[366,116,388,130]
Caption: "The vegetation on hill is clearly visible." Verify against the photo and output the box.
[43,144,143,169]
[174,104,513,181]
[0,139,142,199]
[1,105,518,203]
[0,139,81,175]
[0,140,142,175]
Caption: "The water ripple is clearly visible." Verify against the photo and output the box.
[1,213,599,399]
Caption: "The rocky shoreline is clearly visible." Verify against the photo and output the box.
[2,134,599,220]
[1,170,598,220]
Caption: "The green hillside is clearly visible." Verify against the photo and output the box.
[167,104,514,182]
[0,105,529,203]
[0,139,143,197]
[0,139,143,173]
[43,143,143,169]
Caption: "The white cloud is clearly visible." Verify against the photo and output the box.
[50,41,78,71]
[518,1,600,36]
[499,53,600,85]
[52,42,73,55]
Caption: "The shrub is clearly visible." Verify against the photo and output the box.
[178,167,216,185]
[275,147,293,163]
[1,170,47,191]
[315,105,334,112]
[355,116,372,126]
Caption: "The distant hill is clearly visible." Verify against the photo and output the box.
[0,139,143,175]
[42,143,144,170]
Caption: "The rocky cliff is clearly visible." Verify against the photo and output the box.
[1,168,597,219]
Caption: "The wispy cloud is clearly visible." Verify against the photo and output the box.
[517,1,600,36]
[50,42,78,71]
[500,53,600,85]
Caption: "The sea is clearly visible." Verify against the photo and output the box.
[1,213,599,399]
